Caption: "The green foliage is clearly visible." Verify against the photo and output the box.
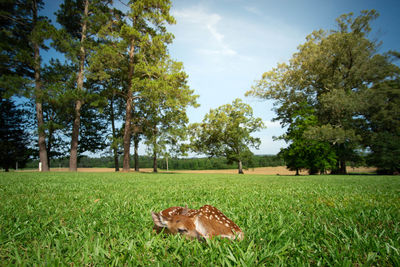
[0,0,54,96]
[25,154,284,170]
[247,10,399,174]
[367,132,400,174]
[0,172,399,265]
[0,96,31,171]
[278,106,337,174]
[140,59,199,162]
[1,0,196,171]
[190,99,264,173]
[363,55,400,174]
[87,0,183,170]
[280,141,337,175]
[33,59,109,161]
[39,60,75,159]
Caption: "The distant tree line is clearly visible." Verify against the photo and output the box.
[24,154,284,170]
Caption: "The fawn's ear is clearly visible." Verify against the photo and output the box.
[181,205,189,215]
[151,212,169,228]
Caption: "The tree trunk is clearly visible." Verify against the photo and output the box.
[69,0,88,172]
[134,134,139,171]
[35,100,49,172]
[331,160,340,174]
[332,158,347,175]
[166,156,168,171]
[110,96,119,172]
[153,150,158,173]
[69,100,82,171]
[295,168,299,176]
[339,159,347,175]
[123,96,132,171]
[33,0,49,172]
[122,40,136,172]
[309,167,318,175]
[113,151,119,171]
[238,160,244,174]
[47,125,54,169]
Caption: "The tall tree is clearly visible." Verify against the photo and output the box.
[87,0,176,172]
[69,0,88,171]
[119,0,175,171]
[0,0,53,171]
[55,0,112,171]
[32,0,50,171]
[190,99,264,174]
[247,10,398,174]
[86,6,125,171]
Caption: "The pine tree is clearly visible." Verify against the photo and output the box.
[0,94,31,171]
[0,0,53,171]
[55,0,112,171]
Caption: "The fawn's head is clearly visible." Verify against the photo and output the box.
[151,212,204,240]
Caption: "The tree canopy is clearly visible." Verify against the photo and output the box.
[189,99,264,174]
[247,10,400,174]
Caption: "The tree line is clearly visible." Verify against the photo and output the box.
[24,154,285,170]
[1,0,199,172]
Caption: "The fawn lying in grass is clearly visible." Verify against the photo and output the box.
[151,205,244,241]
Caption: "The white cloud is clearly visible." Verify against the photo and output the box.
[244,6,262,16]
[169,2,304,154]
[205,15,223,42]
[263,120,282,129]
[172,6,237,57]
[197,47,237,56]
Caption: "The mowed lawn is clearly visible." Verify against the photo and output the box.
[0,172,399,266]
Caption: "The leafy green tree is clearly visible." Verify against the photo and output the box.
[364,54,400,174]
[190,99,264,174]
[119,0,175,171]
[141,59,198,172]
[84,5,126,171]
[247,10,398,174]
[0,94,31,171]
[0,0,54,171]
[279,106,337,174]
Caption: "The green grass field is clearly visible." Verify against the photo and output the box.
[0,172,399,266]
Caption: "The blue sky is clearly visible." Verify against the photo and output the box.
[42,0,400,155]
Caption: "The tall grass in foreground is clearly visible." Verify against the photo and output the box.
[0,172,399,266]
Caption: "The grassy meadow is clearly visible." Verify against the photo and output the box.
[0,172,399,266]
